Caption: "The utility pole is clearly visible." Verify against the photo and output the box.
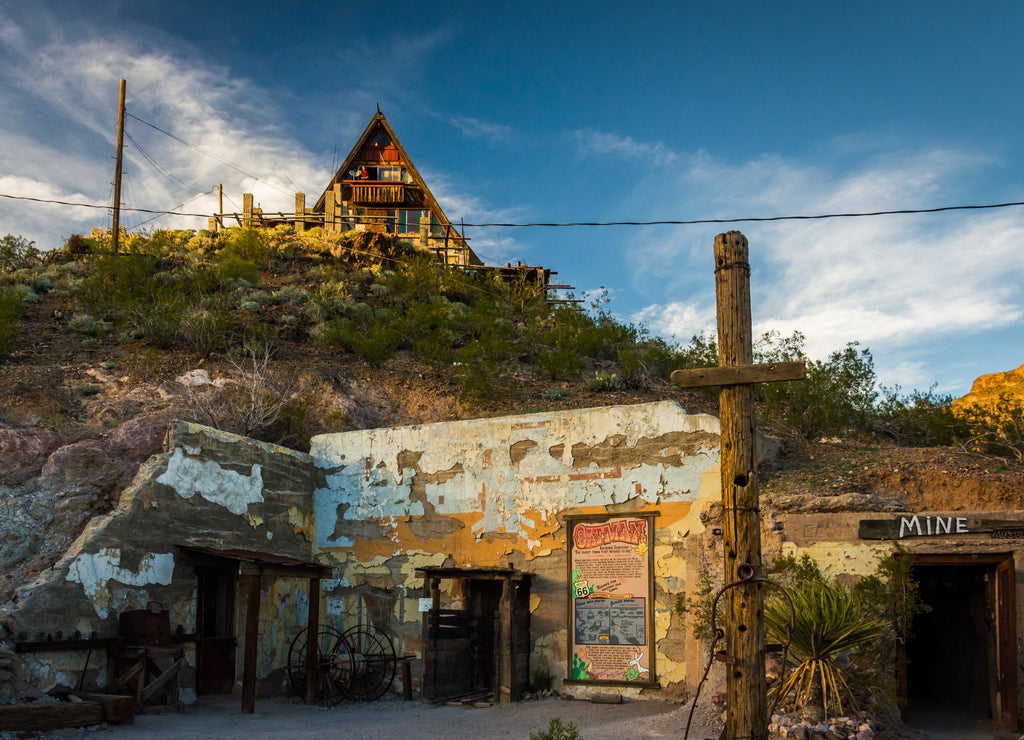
[217,183,223,231]
[671,232,804,740]
[111,79,126,254]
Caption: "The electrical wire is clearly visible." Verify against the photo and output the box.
[132,189,214,229]
[125,111,294,197]
[457,200,1024,227]
[125,131,209,197]
[0,192,208,217]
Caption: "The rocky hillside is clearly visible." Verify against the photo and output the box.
[953,362,1024,411]
[1,227,1023,608]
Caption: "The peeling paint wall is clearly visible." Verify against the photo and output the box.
[309,401,722,697]
[1,422,318,697]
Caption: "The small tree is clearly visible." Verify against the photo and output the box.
[955,393,1024,461]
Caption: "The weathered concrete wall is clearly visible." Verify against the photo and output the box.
[1,422,318,695]
[309,401,722,697]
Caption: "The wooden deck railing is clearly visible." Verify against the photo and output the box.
[346,181,405,204]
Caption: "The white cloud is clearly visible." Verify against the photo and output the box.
[627,147,1024,391]
[571,128,678,166]
[0,17,330,248]
[449,116,514,142]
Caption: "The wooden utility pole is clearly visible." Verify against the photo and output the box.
[671,231,804,740]
[111,79,126,254]
[217,183,224,231]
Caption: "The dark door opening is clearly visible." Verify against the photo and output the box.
[196,565,237,695]
[418,567,531,703]
[905,554,1017,729]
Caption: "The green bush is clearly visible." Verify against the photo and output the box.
[0,287,25,356]
[530,718,581,740]
[955,393,1024,461]
[218,255,261,285]
[0,234,40,272]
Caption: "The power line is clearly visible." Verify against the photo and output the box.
[0,192,209,217]
[125,131,209,197]
[125,111,294,197]
[457,200,1024,228]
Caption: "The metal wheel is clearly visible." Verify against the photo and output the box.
[286,625,353,704]
[342,625,396,701]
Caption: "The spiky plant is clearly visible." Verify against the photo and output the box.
[765,579,883,717]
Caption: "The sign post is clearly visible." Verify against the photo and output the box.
[671,231,804,740]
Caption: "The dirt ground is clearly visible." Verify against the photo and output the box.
[27,695,725,740]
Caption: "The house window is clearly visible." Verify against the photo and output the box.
[398,210,426,234]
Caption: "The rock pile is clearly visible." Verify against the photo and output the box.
[769,711,882,739]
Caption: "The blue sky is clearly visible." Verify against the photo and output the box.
[2,1,1024,397]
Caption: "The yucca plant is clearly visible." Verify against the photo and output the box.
[765,579,883,718]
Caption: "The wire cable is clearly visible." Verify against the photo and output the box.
[0,192,209,217]
[125,131,209,197]
[457,200,1024,228]
[125,111,294,197]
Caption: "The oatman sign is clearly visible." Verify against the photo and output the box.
[859,515,1024,540]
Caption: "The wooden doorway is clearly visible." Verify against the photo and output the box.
[196,564,237,695]
[905,553,1017,729]
[417,567,531,704]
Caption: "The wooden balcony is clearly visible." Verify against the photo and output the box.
[345,180,405,205]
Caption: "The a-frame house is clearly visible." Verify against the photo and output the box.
[313,110,482,267]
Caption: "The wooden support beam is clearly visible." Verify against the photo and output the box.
[671,361,804,389]
[305,577,320,705]
[242,193,253,229]
[295,192,305,233]
[241,574,261,714]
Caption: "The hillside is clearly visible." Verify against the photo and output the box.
[1,226,1023,606]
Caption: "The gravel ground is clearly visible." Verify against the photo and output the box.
[26,695,725,740]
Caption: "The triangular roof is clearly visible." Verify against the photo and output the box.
[315,110,481,265]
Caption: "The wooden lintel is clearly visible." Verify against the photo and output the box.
[238,562,332,579]
[670,360,805,389]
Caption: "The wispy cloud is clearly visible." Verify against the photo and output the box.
[571,128,679,166]
[626,147,1024,390]
[449,116,514,142]
[0,15,330,247]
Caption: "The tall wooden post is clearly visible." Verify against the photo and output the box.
[111,79,126,254]
[671,231,804,740]
[217,184,224,231]
[716,232,765,740]
[304,577,320,705]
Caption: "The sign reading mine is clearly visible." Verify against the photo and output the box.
[859,515,1024,540]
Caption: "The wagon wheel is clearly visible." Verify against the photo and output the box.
[286,625,353,704]
[341,625,396,701]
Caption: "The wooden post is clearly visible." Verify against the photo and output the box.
[111,79,126,254]
[671,231,805,740]
[242,194,253,229]
[305,578,320,705]
[716,231,766,740]
[217,184,224,231]
[241,574,261,714]
[295,192,305,233]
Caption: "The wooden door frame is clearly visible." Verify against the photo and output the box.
[906,552,1018,729]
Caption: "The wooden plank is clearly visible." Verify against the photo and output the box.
[80,693,134,724]
[671,361,805,388]
[858,516,1024,540]
[241,574,261,714]
[140,658,185,703]
[15,637,119,653]
[0,702,104,731]
[305,577,320,705]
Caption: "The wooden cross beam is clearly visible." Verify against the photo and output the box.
[671,231,804,740]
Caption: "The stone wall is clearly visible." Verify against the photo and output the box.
[309,400,722,697]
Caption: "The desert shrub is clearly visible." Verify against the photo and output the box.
[874,386,958,446]
[756,332,877,439]
[218,255,261,285]
[530,718,580,740]
[586,370,623,392]
[0,287,25,356]
[274,285,308,305]
[179,299,234,357]
[68,315,111,336]
[128,299,184,348]
[219,228,270,268]
[0,234,40,272]
[955,393,1024,461]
